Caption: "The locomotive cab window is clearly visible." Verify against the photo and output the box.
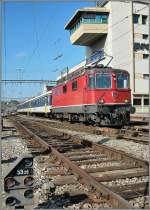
[63,85,67,94]
[116,74,129,89]
[96,74,111,89]
[72,80,77,91]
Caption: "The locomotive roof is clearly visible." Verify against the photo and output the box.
[56,67,129,85]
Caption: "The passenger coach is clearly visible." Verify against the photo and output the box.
[17,90,52,116]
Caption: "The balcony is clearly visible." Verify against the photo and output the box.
[65,8,109,46]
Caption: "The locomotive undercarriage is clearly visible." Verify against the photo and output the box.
[51,104,134,126]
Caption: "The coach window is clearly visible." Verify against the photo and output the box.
[96,74,111,88]
[72,80,77,91]
[63,85,67,94]
[37,99,39,106]
[133,98,141,106]
[42,97,45,105]
[40,98,42,106]
[88,75,95,88]
[31,101,34,107]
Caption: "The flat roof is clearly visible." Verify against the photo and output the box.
[65,7,109,30]
[97,0,149,6]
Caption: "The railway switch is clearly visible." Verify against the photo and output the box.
[4,156,34,208]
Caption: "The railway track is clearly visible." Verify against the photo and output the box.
[9,116,149,209]
[16,114,149,145]
[119,125,149,145]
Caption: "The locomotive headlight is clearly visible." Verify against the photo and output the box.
[99,99,104,104]
[124,99,129,103]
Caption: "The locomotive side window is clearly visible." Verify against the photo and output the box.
[63,85,67,94]
[88,75,95,88]
[72,80,77,91]
[117,74,129,89]
[96,74,111,88]
[55,88,60,96]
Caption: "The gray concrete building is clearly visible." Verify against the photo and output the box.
[64,0,149,113]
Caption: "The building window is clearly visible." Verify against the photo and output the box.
[69,13,108,35]
[143,34,148,39]
[133,98,141,106]
[133,14,140,24]
[142,15,147,25]
[63,85,67,94]
[72,80,77,91]
[143,74,149,79]
[144,98,149,106]
[143,54,149,59]
[134,42,149,51]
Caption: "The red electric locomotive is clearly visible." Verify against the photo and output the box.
[51,66,135,126]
